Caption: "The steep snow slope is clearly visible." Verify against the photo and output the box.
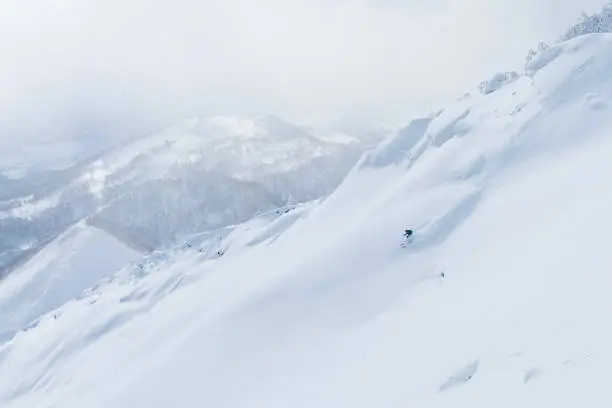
[0,200,312,346]
[0,114,362,274]
[0,223,139,343]
[3,33,612,407]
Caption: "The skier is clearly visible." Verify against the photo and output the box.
[401,229,414,247]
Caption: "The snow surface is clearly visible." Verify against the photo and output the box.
[0,114,363,273]
[0,223,139,343]
[2,33,612,407]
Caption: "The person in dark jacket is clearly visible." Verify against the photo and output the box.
[401,229,414,247]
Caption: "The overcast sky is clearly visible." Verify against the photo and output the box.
[0,0,606,145]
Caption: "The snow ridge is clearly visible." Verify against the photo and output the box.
[4,27,612,408]
[0,115,364,275]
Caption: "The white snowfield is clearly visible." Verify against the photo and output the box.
[0,223,140,343]
[0,113,363,274]
[2,33,612,407]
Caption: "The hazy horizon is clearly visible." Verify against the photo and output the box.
[0,0,606,146]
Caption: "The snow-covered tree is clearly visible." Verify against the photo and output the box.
[524,42,551,73]
[523,42,560,76]
[561,2,612,41]
[525,42,550,65]
[478,71,519,95]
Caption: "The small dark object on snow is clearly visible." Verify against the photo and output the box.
[401,229,415,248]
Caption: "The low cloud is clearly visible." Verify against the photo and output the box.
[0,0,606,145]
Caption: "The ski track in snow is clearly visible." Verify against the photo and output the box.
[3,33,612,408]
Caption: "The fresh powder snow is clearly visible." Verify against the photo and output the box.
[2,30,612,408]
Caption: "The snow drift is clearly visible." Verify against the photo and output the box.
[3,30,612,408]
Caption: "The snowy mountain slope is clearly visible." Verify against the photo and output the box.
[0,137,115,180]
[0,115,363,274]
[0,222,139,343]
[3,33,612,408]
[0,200,312,347]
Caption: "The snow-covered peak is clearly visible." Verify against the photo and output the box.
[74,113,351,187]
[0,114,366,274]
[6,22,612,408]
[194,114,314,141]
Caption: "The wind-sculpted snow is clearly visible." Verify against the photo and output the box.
[0,224,139,344]
[0,202,312,347]
[5,32,612,408]
[0,205,312,405]
[360,117,434,169]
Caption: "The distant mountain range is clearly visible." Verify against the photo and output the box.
[0,114,373,277]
